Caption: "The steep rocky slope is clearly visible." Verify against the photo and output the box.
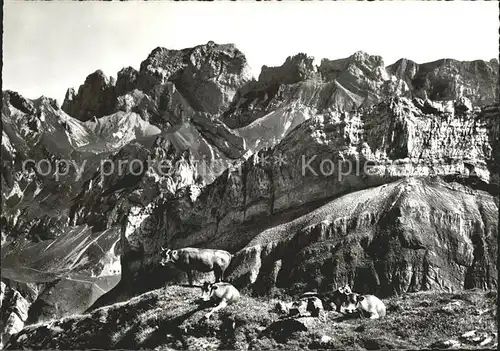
[1,42,256,338]
[1,41,498,348]
[0,281,32,348]
[1,92,161,337]
[228,178,497,295]
[1,90,164,244]
[222,52,406,130]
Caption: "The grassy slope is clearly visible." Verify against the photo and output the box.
[6,286,497,350]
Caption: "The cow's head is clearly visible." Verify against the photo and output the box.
[341,293,364,314]
[160,247,179,266]
[326,284,352,311]
[338,284,352,295]
[200,281,218,301]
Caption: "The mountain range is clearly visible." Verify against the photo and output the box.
[1,41,498,348]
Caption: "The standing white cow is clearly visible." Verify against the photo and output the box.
[160,247,232,286]
[200,281,240,319]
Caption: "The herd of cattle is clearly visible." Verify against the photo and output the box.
[160,247,386,320]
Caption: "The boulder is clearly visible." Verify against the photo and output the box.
[262,317,317,342]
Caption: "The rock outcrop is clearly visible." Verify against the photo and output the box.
[62,70,117,122]
[0,281,32,348]
[388,58,499,107]
[63,42,253,120]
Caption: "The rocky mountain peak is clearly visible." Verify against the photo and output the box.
[177,41,253,114]
[62,42,253,123]
[318,51,387,82]
[137,42,252,97]
[3,91,37,116]
[350,50,385,68]
[116,66,139,96]
[388,58,420,81]
[62,69,117,122]
[33,96,60,110]
[138,46,187,89]
[387,57,499,106]
[258,53,318,86]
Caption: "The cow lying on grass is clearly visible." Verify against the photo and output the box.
[341,292,386,319]
[299,285,352,312]
[274,285,386,320]
[200,281,240,319]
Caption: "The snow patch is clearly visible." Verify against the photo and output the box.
[112,130,124,139]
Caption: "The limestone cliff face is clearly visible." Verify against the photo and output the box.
[164,98,497,247]
[0,281,32,349]
[388,58,499,107]
[222,51,409,131]
[129,97,498,297]
[177,42,254,114]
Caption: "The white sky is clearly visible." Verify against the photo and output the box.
[3,1,498,103]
